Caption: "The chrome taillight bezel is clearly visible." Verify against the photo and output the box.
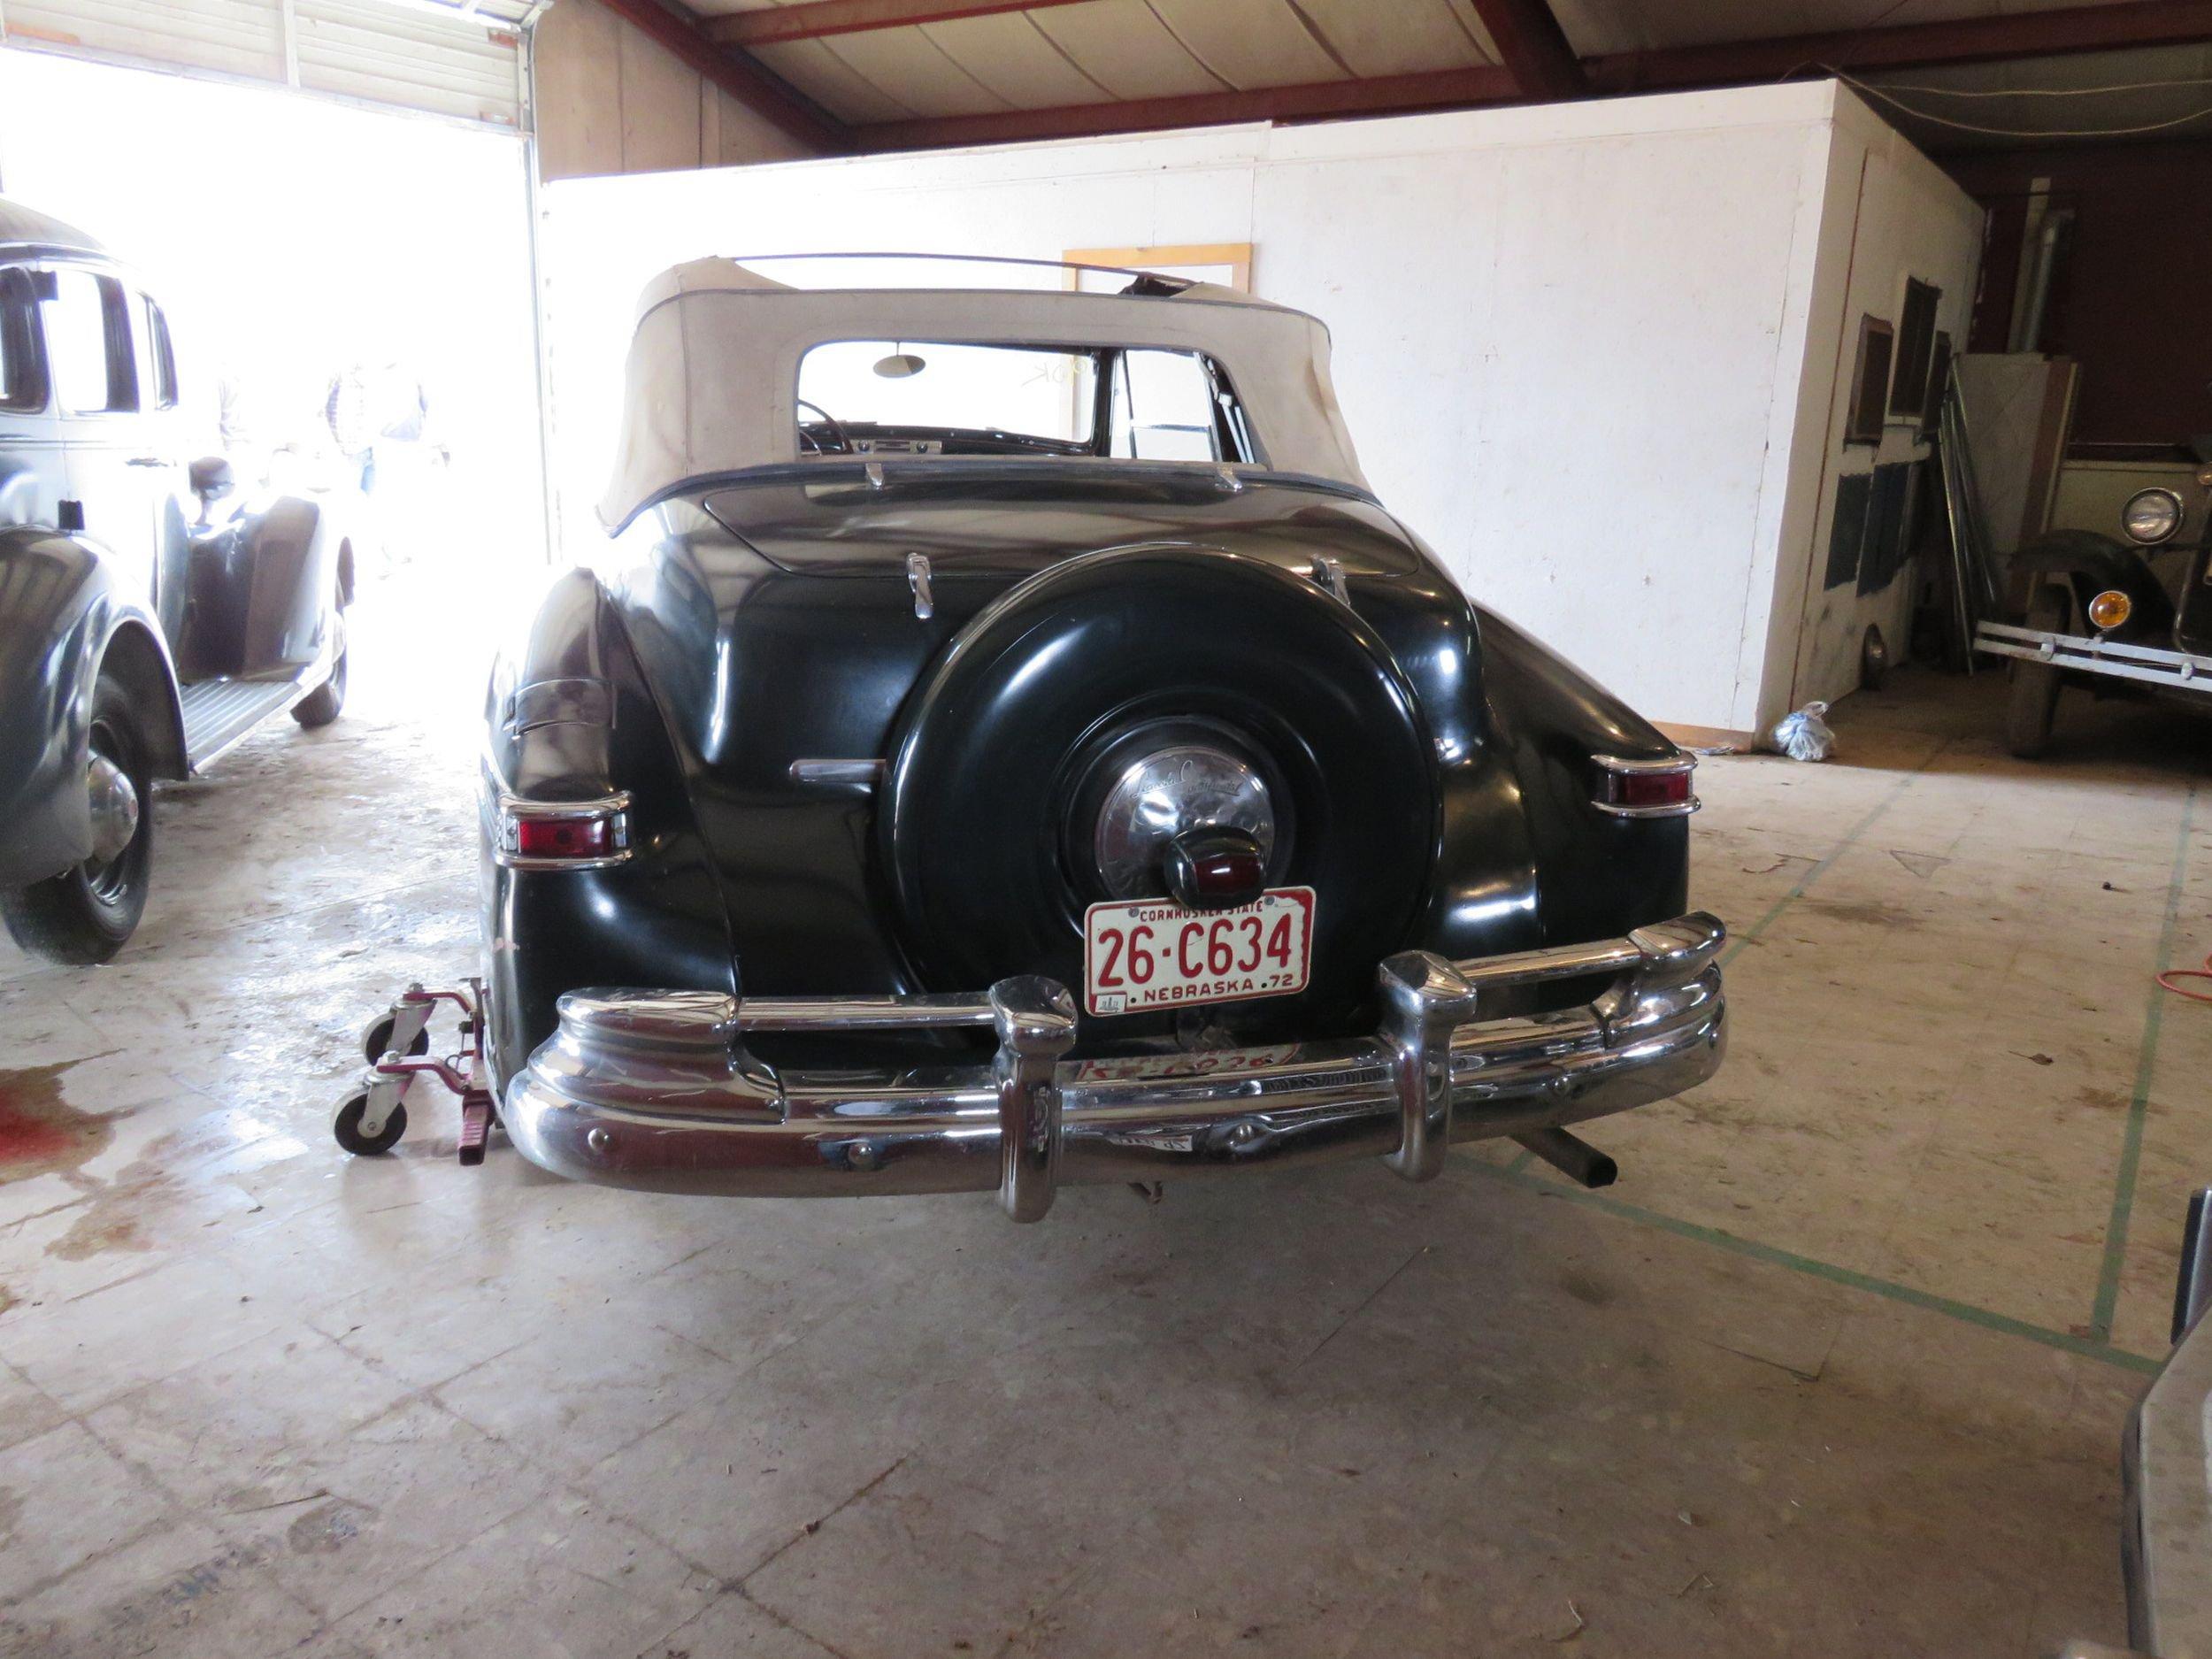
[491,788,634,871]
[1592,754,1699,818]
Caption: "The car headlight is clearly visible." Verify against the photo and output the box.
[2123,488,2184,545]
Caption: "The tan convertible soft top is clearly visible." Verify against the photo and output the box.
[598,257,1371,529]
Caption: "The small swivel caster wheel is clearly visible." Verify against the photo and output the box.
[334,1089,408,1156]
[361,1012,431,1065]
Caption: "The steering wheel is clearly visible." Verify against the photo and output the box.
[796,399,852,456]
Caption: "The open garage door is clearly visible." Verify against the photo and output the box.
[0,0,528,127]
[0,48,549,609]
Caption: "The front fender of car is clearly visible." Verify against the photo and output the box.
[0,526,185,890]
[479,566,737,1089]
[2012,529,2176,642]
[228,495,343,674]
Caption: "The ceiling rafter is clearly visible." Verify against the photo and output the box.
[705,0,1092,47]
[1462,0,1584,98]
[592,0,850,150]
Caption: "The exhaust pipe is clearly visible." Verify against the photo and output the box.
[1513,1125,1617,1189]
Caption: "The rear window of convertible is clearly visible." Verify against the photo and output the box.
[795,340,1256,465]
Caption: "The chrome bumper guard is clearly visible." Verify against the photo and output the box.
[503,913,1726,1222]
[1975,620,2212,693]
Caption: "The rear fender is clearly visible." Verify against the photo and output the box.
[0,527,184,889]
[1475,606,1690,949]
[480,568,736,1088]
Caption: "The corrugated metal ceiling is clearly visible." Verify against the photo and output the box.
[731,0,1505,121]
[695,0,2212,148]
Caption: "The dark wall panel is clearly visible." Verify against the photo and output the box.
[1944,140,2212,457]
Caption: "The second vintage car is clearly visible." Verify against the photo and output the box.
[1976,434,2212,757]
[0,196,353,963]
[342,257,1726,1221]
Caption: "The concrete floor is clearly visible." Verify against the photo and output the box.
[2,586,2208,1657]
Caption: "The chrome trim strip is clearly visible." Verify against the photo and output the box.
[505,676,613,735]
[788,758,888,788]
[502,912,1726,1218]
[1594,799,1704,819]
[1976,621,2212,691]
[741,991,994,1030]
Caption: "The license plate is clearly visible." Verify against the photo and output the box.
[1082,887,1315,1018]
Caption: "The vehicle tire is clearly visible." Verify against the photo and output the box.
[362,1012,432,1065]
[882,546,1437,1038]
[0,671,155,964]
[292,644,347,729]
[2006,583,2069,760]
[333,1089,407,1156]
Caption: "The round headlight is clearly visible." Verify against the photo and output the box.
[2123,488,2184,545]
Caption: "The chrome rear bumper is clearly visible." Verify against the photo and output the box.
[503,913,1726,1221]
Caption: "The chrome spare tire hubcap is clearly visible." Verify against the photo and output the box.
[86,752,140,865]
[1093,743,1275,901]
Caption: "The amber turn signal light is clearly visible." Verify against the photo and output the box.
[2087,589,2131,632]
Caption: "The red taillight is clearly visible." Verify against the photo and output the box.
[513,815,614,861]
[1594,757,1697,817]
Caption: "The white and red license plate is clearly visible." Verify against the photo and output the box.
[1081,887,1316,1018]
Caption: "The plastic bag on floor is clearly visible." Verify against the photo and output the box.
[1770,701,1834,761]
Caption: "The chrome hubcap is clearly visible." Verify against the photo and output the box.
[85,752,139,865]
[1092,743,1274,900]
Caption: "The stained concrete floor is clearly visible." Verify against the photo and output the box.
[2,580,2208,1657]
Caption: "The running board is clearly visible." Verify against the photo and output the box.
[180,674,311,771]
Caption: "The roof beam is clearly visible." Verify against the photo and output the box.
[1462,0,1585,99]
[1586,0,2212,91]
[706,0,1091,47]
[856,63,1520,150]
[590,0,849,151]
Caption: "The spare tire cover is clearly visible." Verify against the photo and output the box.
[880,546,1439,1035]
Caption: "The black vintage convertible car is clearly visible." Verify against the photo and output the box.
[341,257,1725,1221]
[0,196,352,963]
